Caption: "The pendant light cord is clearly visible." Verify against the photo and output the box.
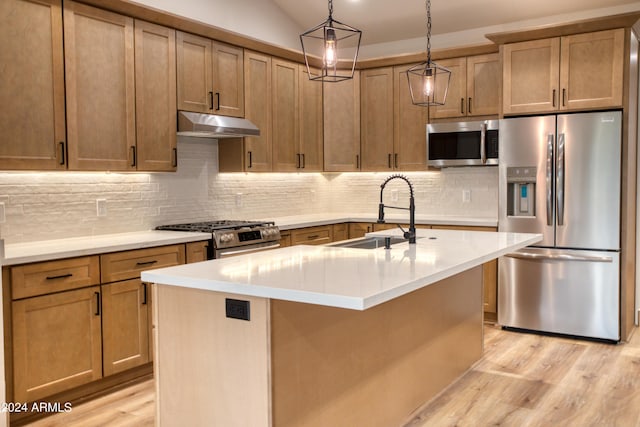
[328,0,334,20]
[426,0,432,64]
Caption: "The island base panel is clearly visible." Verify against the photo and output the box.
[153,285,271,427]
[271,266,483,426]
[154,265,482,426]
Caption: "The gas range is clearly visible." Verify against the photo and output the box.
[157,220,281,259]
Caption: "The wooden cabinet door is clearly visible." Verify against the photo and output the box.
[102,279,149,376]
[348,223,373,239]
[12,286,102,402]
[186,241,209,263]
[393,65,427,171]
[361,68,394,171]
[176,31,213,113]
[467,53,501,116]
[134,20,177,171]
[212,41,244,117]
[64,1,136,170]
[502,38,560,115]
[323,73,361,171]
[299,66,324,172]
[272,59,299,171]
[0,0,66,170]
[560,29,624,110]
[244,51,272,171]
[431,57,467,119]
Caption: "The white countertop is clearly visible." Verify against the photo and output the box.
[2,213,496,266]
[142,229,540,310]
[2,231,211,266]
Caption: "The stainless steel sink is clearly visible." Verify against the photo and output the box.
[329,236,409,250]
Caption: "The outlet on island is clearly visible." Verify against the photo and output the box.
[226,298,250,321]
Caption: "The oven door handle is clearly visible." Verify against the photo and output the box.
[216,243,281,258]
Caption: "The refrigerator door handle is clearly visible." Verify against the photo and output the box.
[556,133,565,226]
[546,134,554,226]
[505,251,613,263]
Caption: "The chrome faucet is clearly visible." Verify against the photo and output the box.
[377,174,416,244]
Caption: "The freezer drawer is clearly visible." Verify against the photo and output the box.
[498,248,619,341]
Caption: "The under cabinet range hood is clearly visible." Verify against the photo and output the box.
[177,111,260,138]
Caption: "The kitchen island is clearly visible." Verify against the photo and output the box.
[142,229,540,427]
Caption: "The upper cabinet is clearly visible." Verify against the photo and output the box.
[298,66,324,171]
[323,73,361,172]
[64,1,136,171]
[430,53,500,119]
[502,29,624,114]
[394,66,428,171]
[134,20,177,171]
[360,67,428,171]
[176,31,244,117]
[244,50,272,171]
[0,0,67,170]
[360,67,394,171]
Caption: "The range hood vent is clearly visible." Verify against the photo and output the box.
[177,111,260,138]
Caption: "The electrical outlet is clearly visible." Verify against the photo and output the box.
[96,199,107,217]
[391,189,399,202]
[235,193,243,208]
[226,298,250,321]
[0,202,5,223]
[462,190,471,203]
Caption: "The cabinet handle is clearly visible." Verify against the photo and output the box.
[95,292,101,316]
[130,146,136,167]
[394,153,398,169]
[46,273,73,280]
[136,260,158,267]
[562,88,566,107]
[58,142,66,165]
[367,226,371,232]
[356,154,360,169]
[208,91,214,110]
[172,148,178,168]
[215,92,220,111]
[301,153,305,169]
[552,89,556,107]
[142,282,148,305]
[460,98,465,114]
[296,153,301,168]
[468,97,472,115]
[307,234,319,239]
[248,151,253,169]
[388,153,392,169]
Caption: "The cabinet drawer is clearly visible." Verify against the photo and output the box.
[11,256,100,300]
[101,244,185,283]
[186,241,209,264]
[290,226,332,246]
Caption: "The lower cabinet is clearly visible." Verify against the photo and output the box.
[12,286,103,403]
[102,278,150,376]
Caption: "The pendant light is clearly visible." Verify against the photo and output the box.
[406,0,451,106]
[300,0,362,82]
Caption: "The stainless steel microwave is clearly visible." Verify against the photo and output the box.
[427,120,499,167]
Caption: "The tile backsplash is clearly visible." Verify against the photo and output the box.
[0,139,497,243]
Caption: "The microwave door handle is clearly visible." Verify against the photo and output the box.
[556,133,565,226]
[546,133,554,226]
[480,123,487,164]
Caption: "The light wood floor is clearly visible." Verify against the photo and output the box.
[26,325,640,427]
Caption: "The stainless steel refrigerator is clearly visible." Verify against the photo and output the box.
[498,111,621,341]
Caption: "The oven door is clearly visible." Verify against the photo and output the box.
[427,120,498,167]
[214,242,281,259]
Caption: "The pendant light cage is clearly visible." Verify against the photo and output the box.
[406,0,451,106]
[300,0,362,82]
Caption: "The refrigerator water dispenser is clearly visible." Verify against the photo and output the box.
[506,167,536,217]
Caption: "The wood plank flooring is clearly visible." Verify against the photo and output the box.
[25,325,640,427]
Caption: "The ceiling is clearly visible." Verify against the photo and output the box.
[273,0,640,46]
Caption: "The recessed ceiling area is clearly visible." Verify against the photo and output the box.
[273,0,640,46]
